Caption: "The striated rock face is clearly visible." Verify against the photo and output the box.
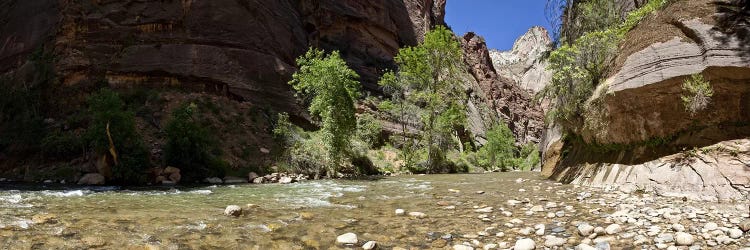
[544,0,750,201]
[0,0,445,115]
[556,139,750,202]
[586,18,750,146]
[461,32,544,144]
[489,26,553,94]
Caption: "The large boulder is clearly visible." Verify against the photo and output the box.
[77,173,105,185]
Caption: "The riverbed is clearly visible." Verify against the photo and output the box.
[1,172,748,249]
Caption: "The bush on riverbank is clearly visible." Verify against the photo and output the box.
[85,88,150,184]
[164,102,228,180]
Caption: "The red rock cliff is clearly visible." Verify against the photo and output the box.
[0,0,445,114]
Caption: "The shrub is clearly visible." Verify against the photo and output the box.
[477,123,517,171]
[86,88,149,184]
[164,102,225,180]
[681,73,713,116]
[41,131,83,160]
[0,78,47,153]
[356,113,383,148]
[517,142,541,171]
[283,131,329,179]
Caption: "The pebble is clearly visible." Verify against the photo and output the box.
[362,241,377,250]
[408,212,426,218]
[729,228,743,239]
[704,222,718,231]
[483,243,497,250]
[675,232,694,246]
[576,243,597,250]
[224,205,242,217]
[544,236,565,247]
[507,200,522,206]
[578,223,595,236]
[513,238,535,250]
[740,219,750,232]
[655,233,674,243]
[595,241,610,250]
[395,209,405,216]
[475,207,493,213]
[672,223,685,232]
[336,233,358,244]
[604,224,621,235]
[453,244,473,250]
[534,224,545,236]
[519,227,533,235]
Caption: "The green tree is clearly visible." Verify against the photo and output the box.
[477,123,517,171]
[379,25,465,172]
[164,102,225,180]
[539,0,670,132]
[289,48,360,176]
[86,88,149,184]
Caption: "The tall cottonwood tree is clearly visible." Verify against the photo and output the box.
[289,48,360,176]
[379,25,465,173]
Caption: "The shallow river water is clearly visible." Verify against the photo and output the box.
[1,172,748,249]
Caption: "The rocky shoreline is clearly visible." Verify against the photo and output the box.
[203,175,750,249]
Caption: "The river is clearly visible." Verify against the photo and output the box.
[1,172,748,249]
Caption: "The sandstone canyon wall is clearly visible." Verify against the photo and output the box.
[0,0,548,178]
[0,0,446,116]
[543,0,750,201]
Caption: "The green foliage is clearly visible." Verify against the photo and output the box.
[540,0,669,131]
[41,131,83,160]
[289,48,361,175]
[164,102,225,179]
[85,88,149,184]
[517,142,541,171]
[0,80,47,152]
[378,25,466,173]
[680,73,713,116]
[0,48,57,153]
[273,112,293,142]
[356,114,383,148]
[477,123,517,171]
[618,0,670,36]
[557,0,622,44]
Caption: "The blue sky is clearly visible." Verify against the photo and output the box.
[446,0,553,51]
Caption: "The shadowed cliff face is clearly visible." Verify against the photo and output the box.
[0,0,445,116]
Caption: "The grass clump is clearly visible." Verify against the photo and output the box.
[681,73,713,116]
